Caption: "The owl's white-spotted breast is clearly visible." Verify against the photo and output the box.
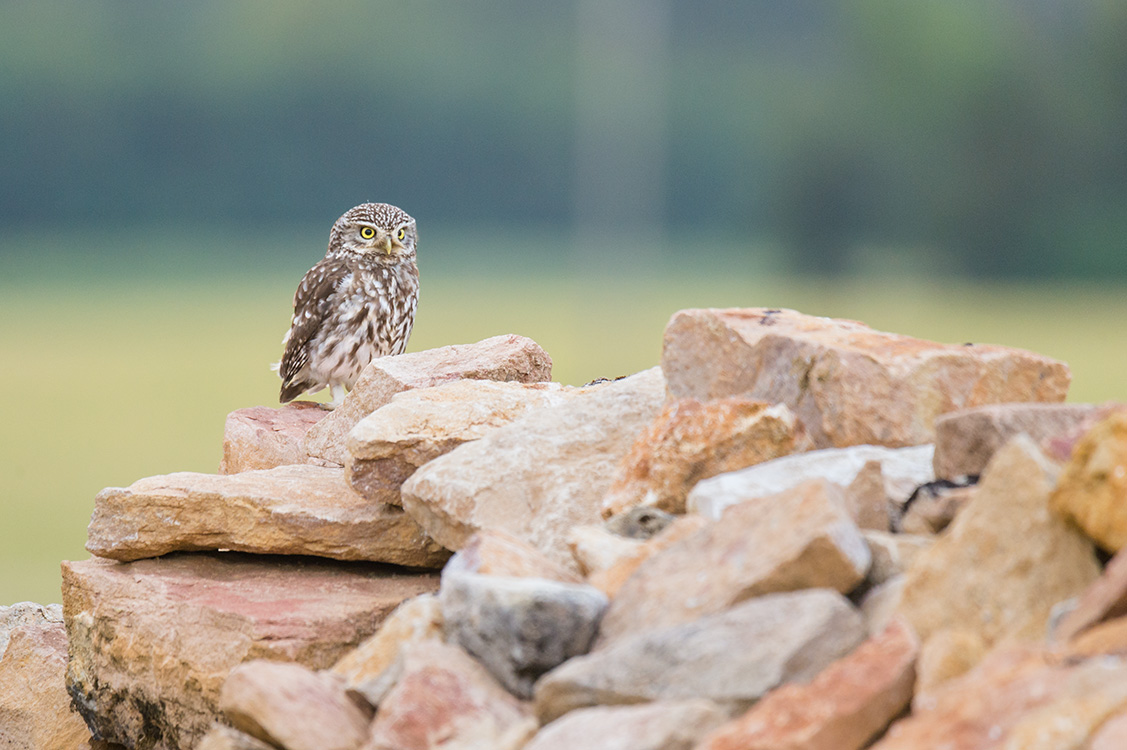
[276,203,419,408]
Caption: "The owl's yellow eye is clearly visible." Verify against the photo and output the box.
[397,228,406,241]
[360,226,376,240]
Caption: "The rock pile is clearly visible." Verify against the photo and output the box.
[5,309,1127,749]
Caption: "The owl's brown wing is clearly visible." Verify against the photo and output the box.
[278,256,347,402]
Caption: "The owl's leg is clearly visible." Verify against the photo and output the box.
[326,384,347,410]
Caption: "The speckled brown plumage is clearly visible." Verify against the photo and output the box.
[277,203,419,408]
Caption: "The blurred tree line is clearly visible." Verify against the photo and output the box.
[1,0,1125,278]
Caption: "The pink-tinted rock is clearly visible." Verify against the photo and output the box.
[220,660,372,750]
[601,398,797,517]
[220,402,330,474]
[596,479,870,647]
[63,553,438,750]
[695,618,918,750]
[1054,547,1127,644]
[662,308,1069,449]
[587,515,710,598]
[0,603,91,749]
[195,726,277,750]
[363,640,536,750]
[932,402,1101,481]
[1090,710,1127,750]
[525,700,728,750]
[305,335,552,465]
[86,464,449,567]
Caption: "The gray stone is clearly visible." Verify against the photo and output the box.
[534,589,867,723]
[400,367,667,572]
[688,444,934,520]
[441,571,608,699]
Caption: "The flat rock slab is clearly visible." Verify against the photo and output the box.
[220,402,330,474]
[932,402,1102,480]
[596,479,870,646]
[347,380,578,506]
[62,553,438,750]
[534,589,867,724]
[688,444,934,520]
[662,308,1070,449]
[305,334,553,465]
[87,464,449,567]
[0,603,92,749]
[400,367,667,573]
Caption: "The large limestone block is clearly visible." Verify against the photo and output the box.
[0,603,91,749]
[1051,409,1127,552]
[896,435,1101,654]
[688,444,934,520]
[596,479,870,646]
[601,398,797,517]
[363,640,537,750]
[400,367,667,572]
[62,553,438,750]
[662,308,1070,448]
[694,618,918,750]
[306,334,552,465]
[220,660,372,750]
[523,700,728,750]
[932,402,1101,480]
[534,589,867,724]
[347,380,577,505]
[872,647,1127,749]
[220,402,329,474]
[87,464,449,567]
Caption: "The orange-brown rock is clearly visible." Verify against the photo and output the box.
[220,402,330,474]
[347,380,576,506]
[596,479,870,646]
[62,553,438,750]
[86,464,449,567]
[601,398,797,517]
[1051,409,1127,552]
[305,334,552,465]
[0,603,91,749]
[872,647,1127,749]
[694,618,918,750]
[587,514,709,598]
[895,436,1100,657]
[662,308,1069,449]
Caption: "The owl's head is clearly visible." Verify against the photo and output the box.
[328,202,418,262]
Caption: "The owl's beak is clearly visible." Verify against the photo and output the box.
[377,236,394,255]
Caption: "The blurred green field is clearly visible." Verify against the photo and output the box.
[3,248,1127,605]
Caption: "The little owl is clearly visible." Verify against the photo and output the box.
[276,202,419,408]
